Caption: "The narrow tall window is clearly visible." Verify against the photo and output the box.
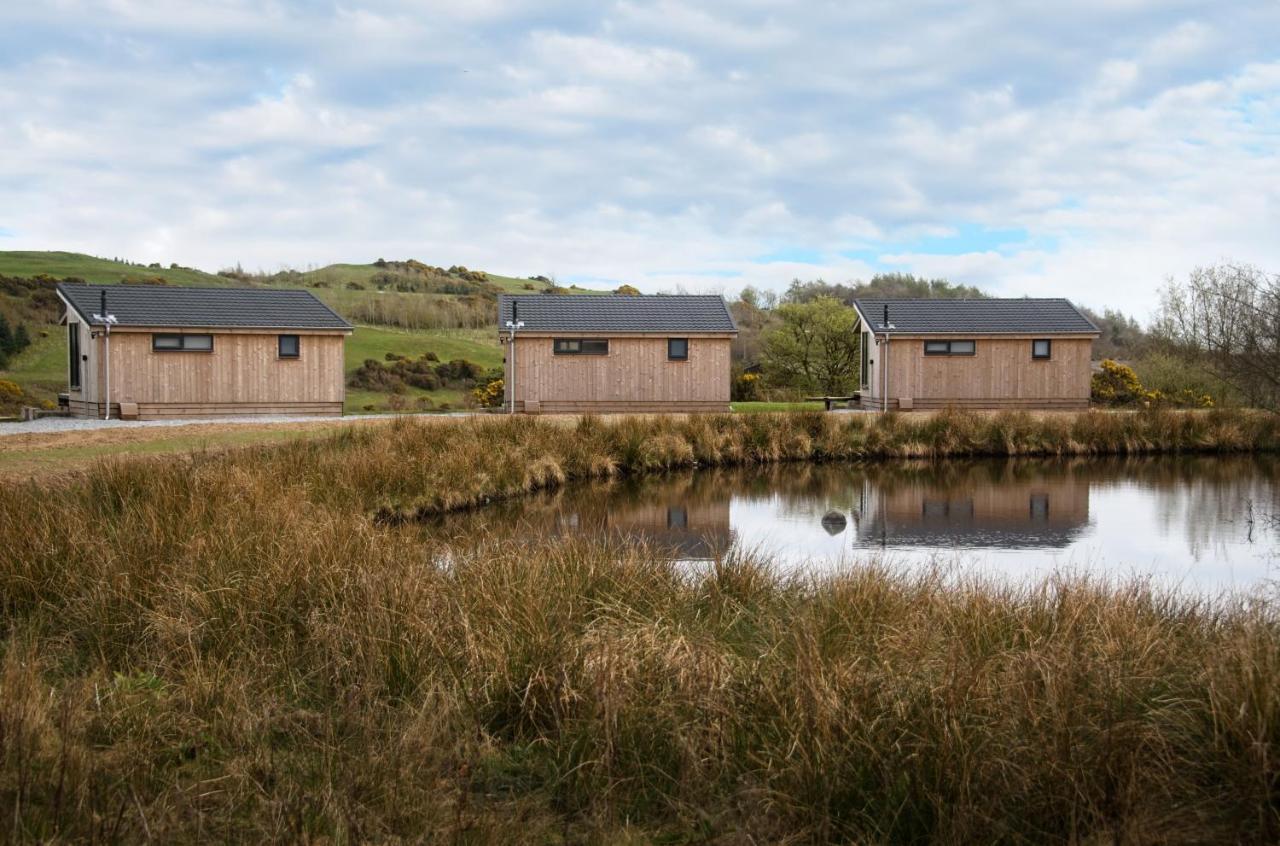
[1032,339,1052,360]
[668,338,689,360]
[860,334,869,387]
[68,322,81,389]
[278,334,300,359]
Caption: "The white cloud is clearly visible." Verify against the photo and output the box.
[0,1,1277,318]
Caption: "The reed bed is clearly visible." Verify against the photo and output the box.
[1,408,1279,842]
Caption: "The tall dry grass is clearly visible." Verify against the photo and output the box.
[1,408,1279,842]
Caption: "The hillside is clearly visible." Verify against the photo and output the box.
[0,251,230,286]
[0,251,591,415]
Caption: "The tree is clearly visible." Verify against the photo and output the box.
[0,314,12,356]
[12,323,30,355]
[762,297,861,395]
[1155,262,1280,410]
[614,284,641,295]
[784,273,986,306]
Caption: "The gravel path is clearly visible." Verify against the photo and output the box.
[0,412,475,438]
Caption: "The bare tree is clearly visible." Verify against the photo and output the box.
[1155,262,1280,410]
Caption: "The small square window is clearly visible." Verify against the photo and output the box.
[279,334,300,358]
[949,340,975,355]
[1032,339,1051,359]
[668,338,689,360]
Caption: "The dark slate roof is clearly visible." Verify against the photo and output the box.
[498,294,737,333]
[56,283,352,330]
[852,298,1099,335]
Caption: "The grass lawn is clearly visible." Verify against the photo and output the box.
[344,325,501,371]
[0,419,398,480]
[731,401,826,413]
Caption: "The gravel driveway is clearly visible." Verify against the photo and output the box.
[0,412,476,438]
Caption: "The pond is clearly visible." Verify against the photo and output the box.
[434,455,1280,593]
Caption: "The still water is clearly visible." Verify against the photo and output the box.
[438,456,1280,592]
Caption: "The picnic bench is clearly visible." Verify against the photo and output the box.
[805,395,859,411]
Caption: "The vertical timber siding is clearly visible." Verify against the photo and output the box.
[862,336,1094,410]
[506,335,732,413]
[68,327,346,418]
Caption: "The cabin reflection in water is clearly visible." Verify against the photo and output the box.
[851,466,1091,549]
[532,462,1092,559]
[547,475,735,561]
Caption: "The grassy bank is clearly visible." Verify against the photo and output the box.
[143,406,1277,520]
[2,408,1279,842]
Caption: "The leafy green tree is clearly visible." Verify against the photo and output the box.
[762,297,861,395]
[784,273,987,306]
[0,314,12,356]
[13,323,30,354]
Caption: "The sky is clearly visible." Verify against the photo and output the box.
[1,1,1278,319]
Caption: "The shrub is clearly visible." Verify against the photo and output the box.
[472,376,504,408]
[1093,359,1215,408]
[434,358,484,384]
[1091,360,1147,406]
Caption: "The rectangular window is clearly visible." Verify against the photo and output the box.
[152,333,213,352]
[278,334,300,358]
[923,340,976,356]
[553,338,608,355]
[860,334,869,387]
[68,323,81,389]
[667,338,689,360]
[1032,339,1052,359]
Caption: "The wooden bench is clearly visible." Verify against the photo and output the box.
[804,395,858,411]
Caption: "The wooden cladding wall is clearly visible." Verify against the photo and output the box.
[863,336,1093,409]
[506,335,731,413]
[68,329,347,417]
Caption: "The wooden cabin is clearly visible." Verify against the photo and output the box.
[56,283,352,419]
[498,294,737,414]
[852,298,1100,411]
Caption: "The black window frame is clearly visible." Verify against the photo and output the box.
[67,322,81,389]
[667,337,689,361]
[152,333,214,353]
[278,334,301,359]
[923,339,977,356]
[553,338,609,356]
[1032,339,1052,360]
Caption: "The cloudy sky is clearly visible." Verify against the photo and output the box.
[2,1,1278,317]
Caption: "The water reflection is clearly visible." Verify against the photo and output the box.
[433,455,1280,591]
